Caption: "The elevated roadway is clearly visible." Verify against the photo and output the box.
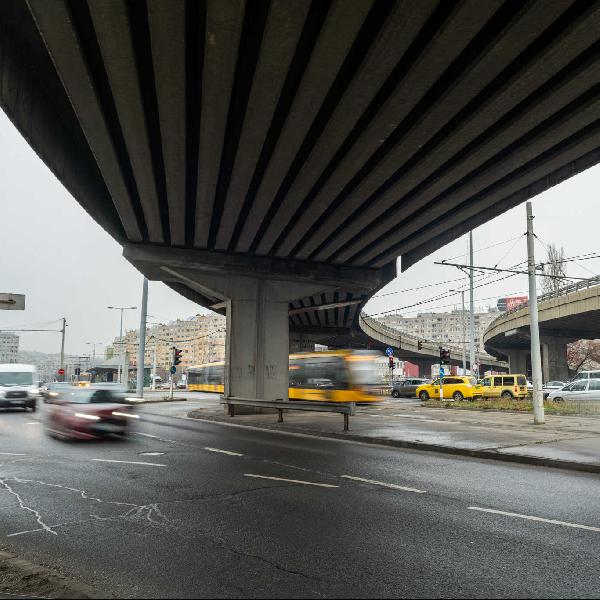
[484,277,600,380]
[1,0,599,399]
[360,313,507,375]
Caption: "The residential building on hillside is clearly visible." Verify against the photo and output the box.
[0,333,19,363]
[380,308,500,352]
[111,313,226,372]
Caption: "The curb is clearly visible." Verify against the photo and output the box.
[186,411,600,475]
[137,397,187,404]
[0,550,106,599]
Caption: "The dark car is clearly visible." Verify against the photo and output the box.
[42,382,73,402]
[46,388,138,440]
[391,378,430,398]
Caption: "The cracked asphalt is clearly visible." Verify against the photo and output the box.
[0,399,599,598]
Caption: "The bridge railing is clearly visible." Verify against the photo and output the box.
[487,275,600,327]
[360,313,501,365]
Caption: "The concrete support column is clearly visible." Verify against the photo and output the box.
[225,280,289,401]
[541,338,570,383]
[506,349,528,375]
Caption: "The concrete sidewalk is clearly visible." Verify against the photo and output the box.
[185,398,600,474]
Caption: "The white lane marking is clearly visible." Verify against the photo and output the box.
[91,459,166,467]
[26,422,40,425]
[341,475,426,494]
[244,474,338,488]
[0,453,26,456]
[204,447,243,457]
[468,506,600,533]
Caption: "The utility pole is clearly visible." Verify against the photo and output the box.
[469,231,476,376]
[108,305,137,385]
[136,278,148,398]
[527,202,544,424]
[59,317,66,382]
[461,290,467,375]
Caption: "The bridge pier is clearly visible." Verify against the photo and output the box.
[541,337,570,383]
[506,349,529,376]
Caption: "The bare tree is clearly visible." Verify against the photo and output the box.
[541,243,566,295]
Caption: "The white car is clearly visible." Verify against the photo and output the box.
[542,380,566,399]
[547,378,600,402]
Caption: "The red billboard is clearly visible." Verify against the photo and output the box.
[497,296,528,311]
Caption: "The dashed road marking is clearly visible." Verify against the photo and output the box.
[341,475,426,494]
[0,453,27,456]
[205,447,243,457]
[244,474,338,488]
[26,422,40,425]
[468,506,600,533]
[91,459,166,467]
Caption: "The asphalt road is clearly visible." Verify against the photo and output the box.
[0,399,598,598]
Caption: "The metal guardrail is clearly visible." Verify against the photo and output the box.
[360,313,501,365]
[221,396,356,431]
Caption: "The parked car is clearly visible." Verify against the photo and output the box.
[547,378,600,402]
[46,387,138,440]
[0,363,39,412]
[572,370,600,380]
[415,376,482,401]
[391,378,430,398]
[542,380,566,399]
[479,374,528,400]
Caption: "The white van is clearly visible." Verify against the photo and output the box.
[0,364,38,412]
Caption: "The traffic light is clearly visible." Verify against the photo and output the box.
[439,348,451,365]
[418,340,423,350]
[173,347,183,366]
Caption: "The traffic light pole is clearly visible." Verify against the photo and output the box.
[59,317,66,382]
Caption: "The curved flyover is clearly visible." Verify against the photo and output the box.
[484,278,600,381]
[360,313,506,375]
[1,1,598,400]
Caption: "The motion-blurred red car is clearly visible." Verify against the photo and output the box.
[46,388,138,440]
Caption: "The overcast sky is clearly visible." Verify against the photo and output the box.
[1,108,598,356]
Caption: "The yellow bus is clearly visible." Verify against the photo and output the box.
[187,350,382,403]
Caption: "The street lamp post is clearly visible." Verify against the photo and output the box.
[108,305,137,385]
[450,289,467,375]
[85,341,103,363]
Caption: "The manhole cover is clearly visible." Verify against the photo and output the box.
[139,451,165,456]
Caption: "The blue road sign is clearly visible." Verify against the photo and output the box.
[439,367,445,378]
[386,347,394,357]
[170,366,177,375]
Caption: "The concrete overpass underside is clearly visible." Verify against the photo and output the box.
[1,0,599,399]
[484,285,600,381]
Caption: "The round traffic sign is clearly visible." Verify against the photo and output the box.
[170,366,177,374]
[385,347,394,357]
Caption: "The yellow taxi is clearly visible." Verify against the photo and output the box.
[479,374,528,399]
[415,376,482,401]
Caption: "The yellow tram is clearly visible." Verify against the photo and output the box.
[187,350,381,403]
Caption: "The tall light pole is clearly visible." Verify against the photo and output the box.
[59,317,66,382]
[85,341,103,363]
[469,231,476,376]
[451,289,468,375]
[136,278,148,398]
[108,305,137,385]
[526,202,544,424]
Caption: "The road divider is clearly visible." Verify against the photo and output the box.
[467,506,600,533]
[341,475,426,494]
[244,474,338,488]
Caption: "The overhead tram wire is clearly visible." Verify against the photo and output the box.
[365,271,521,318]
